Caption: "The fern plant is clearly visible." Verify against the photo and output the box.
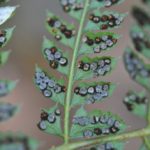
[123,0,150,149]
[0,1,18,122]
[0,1,38,150]
[34,0,150,150]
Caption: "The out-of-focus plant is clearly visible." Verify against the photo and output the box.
[123,0,150,149]
[0,1,18,123]
[0,1,38,150]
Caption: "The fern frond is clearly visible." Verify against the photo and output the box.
[79,31,119,55]
[0,133,38,150]
[132,6,150,30]
[123,91,148,118]
[37,105,63,137]
[0,2,38,150]
[142,0,150,4]
[0,27,15,48]
[34,0,128,149]
[86,142,124,150]
[70,107,126,139]
[0,102,18,122]
[89,0,124,9]
[34,66,66,105]
[46,11,76,48]
[75,56,117,80]
[123,0,150,149]
[0,2,18,121]
[0,51,11,66]
[124,47,150,90]
[42,37,69,75]
[85,10,126,31]
[71,81,116,106]
[0,80,17,97]
[0,6,18,25]
[130,25,150,58]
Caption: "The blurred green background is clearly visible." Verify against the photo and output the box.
[0,0,148,149]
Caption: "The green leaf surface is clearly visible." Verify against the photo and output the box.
[139,137,150,150]
[85,11,126,31]
[79,31,119,55]
[132,7,150,31]
[39,106,63,137]
[0,133,38,150]
[130,25,150,58]
[0,0,9,4]
[132,103,147,118]
[71,81,116,107]
[90,0,124,9]
[107,142,125,150]
[142,0,150,5]
[0,27,15,48]
[34,66,65,105]
[46,11,75,48]
[70,107,126,139]
[75,56,117,80]
[0,50,11,66]
[42,37,70,75]
[35,0,127,146]
[0,103,18,122]
[140,145,147,150]
[124,48,150,90]
[123,91,147,118]
[0,80,17,97]
[89,142,124,150]
[0,6,18,25]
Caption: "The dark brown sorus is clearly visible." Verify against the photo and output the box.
[41,112,48,120]
[0,30,6,36]
[47,18,55,27]
[78,61,84,69]
[101,15,109,22]
[50,61,58,69]
[89,14,94,20]
[95,37,101,44]
[61,86,66,92]
[86,38,94,46]
[123,101,133,111]
[94,128,102,135]
[101,24,108,30]
[132,37,150,52]
[111,0,119,5]
[109,126,120,134]
[50,47,57,54]
[60,24,66,33]
[63,5,71,12]
[112,38,117,44]
[64,30,72,38]
[108,14,115,21]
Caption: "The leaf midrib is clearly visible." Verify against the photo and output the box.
[64,0,90,144]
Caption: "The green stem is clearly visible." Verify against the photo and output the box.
[144,137,150,149]
[64,0,90,144]
[55,127,150,150]
[147,91,150,126]
[143,90,150,148]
